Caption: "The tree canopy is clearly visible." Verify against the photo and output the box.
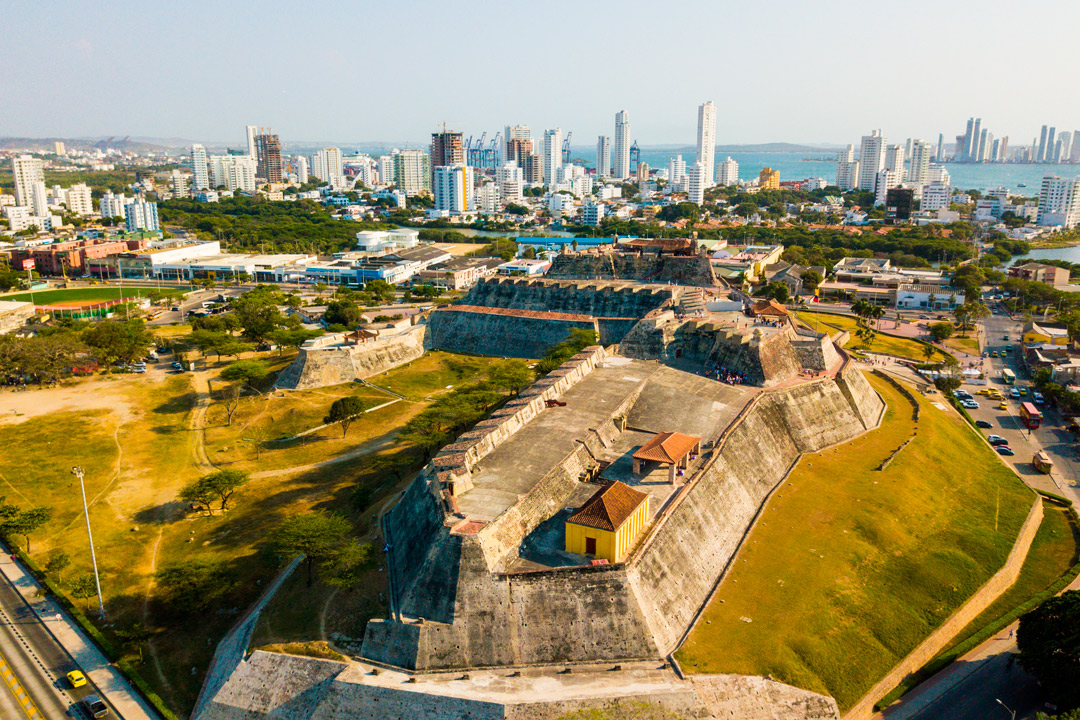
[1018,590,1080,708]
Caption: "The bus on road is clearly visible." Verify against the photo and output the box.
[1002,368,1016,385]
[1034,451,1054,474]
[1020,402,1043,429]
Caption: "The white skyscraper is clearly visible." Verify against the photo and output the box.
[246,125,258,158]
[11,155,44,207]
[696,101,716,186]
[668,155,686,187]
[312,148,345,188]
[717,156,739,186]
[614,110,631,180]
[99,191,129,219]
[884,144,905,181]
[497,161,524,202]
[907,140,933,188]
[191,144,210,191]
[1071,131,1080,163]
[542,128,563,186]
[378,155,393,185]
[687,162,706,205]
[210,155,257,193]
[391,150,431,196]
[294,156,309,184]
[1037,176,1080,227]
[433,164,475,213]
[874,170,902,206]
[596,136,612,179]
[835,145,860,191]
[858,130,887,192]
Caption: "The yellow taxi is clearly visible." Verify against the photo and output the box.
[997,402,1008,410]
[67,670,87,688]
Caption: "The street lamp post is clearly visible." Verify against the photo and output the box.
[71,466,106,620]
[995,699,1016,720]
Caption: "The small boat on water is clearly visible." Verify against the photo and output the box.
[1018,183,1027,187]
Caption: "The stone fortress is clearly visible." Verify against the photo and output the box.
[198,251,886,720]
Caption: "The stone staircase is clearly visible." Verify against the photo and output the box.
[679,287,707,316]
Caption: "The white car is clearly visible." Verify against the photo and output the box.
[961,399,979,409]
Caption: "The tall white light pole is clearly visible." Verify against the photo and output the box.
[71,466,105,620]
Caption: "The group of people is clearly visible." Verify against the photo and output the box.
[705,365,749,385]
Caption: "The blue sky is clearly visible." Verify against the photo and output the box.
[1,0,1078,147]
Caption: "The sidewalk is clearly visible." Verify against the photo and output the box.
[0,551,161,720]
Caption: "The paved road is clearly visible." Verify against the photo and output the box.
[0,557,87,719]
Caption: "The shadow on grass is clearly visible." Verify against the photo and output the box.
[153,392,199,415]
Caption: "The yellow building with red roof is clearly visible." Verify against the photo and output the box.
[565,481,650,563]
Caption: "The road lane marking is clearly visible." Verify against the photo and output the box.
[0,654,42,719]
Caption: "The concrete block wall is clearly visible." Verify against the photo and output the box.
[276,325,429,390]
[692,674,840,719]
[427,307,598,358]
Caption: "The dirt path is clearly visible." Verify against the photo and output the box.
[140,528,172,693]
[188,370,218,474]
[318,588,340,642]
[249,429,401,479]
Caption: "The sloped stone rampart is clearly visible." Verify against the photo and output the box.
[546,253,717,287]
[692,675,841,719]
[275,325,429,390]
[463,277,675,320]
[427,306,598,358]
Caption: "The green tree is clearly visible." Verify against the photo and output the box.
[0,263,24,292]
[272,513,352,586]
[324,396,369,437]
[319,542,376,589]
[202,469,250,511]
[935,376,962,393]
[217,382,243,426]
[536,328,598,375]
[231,286,290,342]
[928,322,954,342]
[800,269,822,292]
[922,342,937,362]
[486,359,534,396]
[364,279,396,304]
[763,282,789,304]
[115,622,153,663]
[45,550,71,583]
[2,507,51,553]
[83,320,153,365]
[69,573,98,611]
[178,477,215,515]
[220,359,269,392]
[1018,590,1080,708]
[324,299,364,327]
[954,301,990,337]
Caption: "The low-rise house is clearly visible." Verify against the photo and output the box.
[1009,263,1070,287]
[1022,321,1069,346]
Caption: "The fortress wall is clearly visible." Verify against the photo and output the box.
[546,254,716,287]
[791,333,841,372]
[404,540,658,670]
[427,307,598,358]
[692,675,841,720]
[504,688,707,720]
[835,363,885,430]
[275,324,428,390]
[596,317,639,344]
[463,277,674,318]
[627,376,880,653]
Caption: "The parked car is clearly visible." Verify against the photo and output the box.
[82,694,109,718]
[986,434,1008,445]
[995,446,1016,456]
[171,306,180,312]
[961,400,979,409]
[953,389,972,399]
[975,420,993,428]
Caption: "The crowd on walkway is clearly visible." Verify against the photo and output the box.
[705,364,749,385]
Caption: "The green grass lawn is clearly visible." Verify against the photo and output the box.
[676,373,1034,711]
[4,286,188,305]
[369,350,502,400]
[943,334,980,356]
[795,312,950,363]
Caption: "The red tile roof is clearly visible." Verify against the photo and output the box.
[751,299,790,316]
[567,481,649,532]
[632,431,702,464]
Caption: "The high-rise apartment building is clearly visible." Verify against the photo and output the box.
[124,199,160,232]
[696,101,716,187]
[11,155,44,207]
[1071,131,1080,163]
[433,164,474,213]
[246,125,258,158]
[542,128,563,186]
[54,141,65,156]
[1037,176,1080,227]
[30,182,49,217]
[431,131,465,169]
[667,155,686,186]
[613,110,631,180]
[504,126,531,159]
[857,130,886,192]
[687,162,706,205]
[311,148,345,188]
[596,136,612,179]
[907,140,933,188]
[169,171,190,200]
[294,156,309,184]
[758,167,779,190]
[254,132,282,183]
[874,170,902,206]
[99,191,129,219]
[63,183,94,214]
[936,134,945,162]
[717,156,739,187]
[836,145,859,191]
[884,145,905,179]
[210,155,257,193]
[191,144,210,191]
[392,150,431,196]
[497,161,524,202]
[921,182,952,212]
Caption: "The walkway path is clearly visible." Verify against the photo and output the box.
[250,428,401,479]
[0,551,161,720]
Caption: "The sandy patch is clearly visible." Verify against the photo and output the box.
[0,374,153,425]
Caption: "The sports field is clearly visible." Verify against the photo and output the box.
[677,373,1033,711]
[4,286,187,306]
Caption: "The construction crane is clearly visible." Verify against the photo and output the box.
[630,140,641,172]
[561,131,573,164]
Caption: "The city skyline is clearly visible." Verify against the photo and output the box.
[2,0,1079,145]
